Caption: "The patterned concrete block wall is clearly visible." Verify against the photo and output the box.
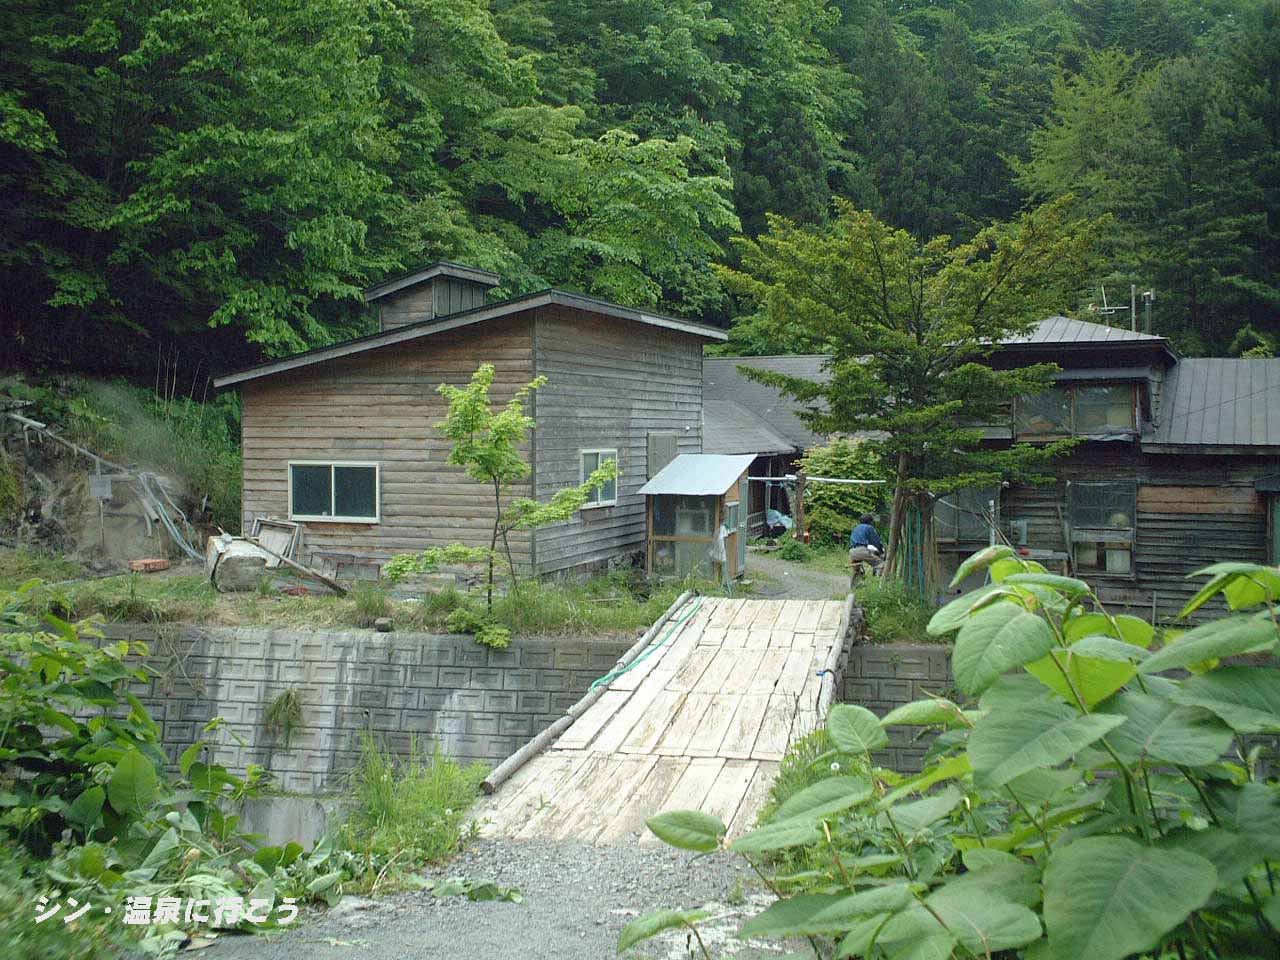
[841,643,1279,774]
[100,625,631,793]
[841,644,956,773]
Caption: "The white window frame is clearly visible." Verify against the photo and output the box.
[580,449,619,508]
[287,461,381,523]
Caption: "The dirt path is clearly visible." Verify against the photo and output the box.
[206,838,784,960]
[746,550,849,601]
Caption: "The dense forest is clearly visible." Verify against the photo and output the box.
[2,0,1277,373]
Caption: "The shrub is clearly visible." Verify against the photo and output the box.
[339,734,487,867]
[475,623,512,649]
[349,581,391,627]
[856,576,936,644]
[777,538,811,563]
[798,439,886,547]
[445,605,486,635]
[629,548,1280,960]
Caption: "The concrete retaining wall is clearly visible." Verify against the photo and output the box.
[101,624,631,793]
[841,644,956,773]
[842,642,1279,775]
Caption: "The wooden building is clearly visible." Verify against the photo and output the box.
[702,355,831,534]
[213,263,727,577]
[936,316,1280,620]
[638,453,753,583]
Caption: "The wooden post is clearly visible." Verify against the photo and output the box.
[794,469,807,541]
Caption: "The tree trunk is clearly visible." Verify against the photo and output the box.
[487,479,501,613]
[883,453,910,577]
[793,470,807,541]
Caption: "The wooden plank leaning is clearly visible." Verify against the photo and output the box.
[480,588,696,795]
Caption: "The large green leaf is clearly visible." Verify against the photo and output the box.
[1102,692,1234,767]
[880,698,967,729]
[880,786,962,834]
[1003,572,1091,596]
[739,894,849,938]
[645,810,726,852]
[107,748,160,818]
[968,700,1125,789]
[1181,562,1280,617]
[927,584,1010,636]
[809,885,914,926]
[952,603,1056,697]
[1140,612,1277,673]
[827,704,889,754]
[773,776,872,823]
[618,908,709,952]
[1159,827,1264,887]
[1171,667,1280,733]
[65,785,105,831]
[949,544,1017,589]
[1042,837,1217,960]
[732,818,823,855]
[1025,647,1136,708]
[879,889,1041,956]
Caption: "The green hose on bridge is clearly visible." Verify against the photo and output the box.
[588,595,705,692]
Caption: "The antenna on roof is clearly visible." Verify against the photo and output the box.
[1087,284,1140,330]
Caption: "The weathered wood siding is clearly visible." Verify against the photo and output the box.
[378,284,435,331]
[992,447,1272,620]
[531,306,704,576]
[240,314,536,567]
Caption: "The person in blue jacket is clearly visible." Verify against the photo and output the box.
[849,513,884,569]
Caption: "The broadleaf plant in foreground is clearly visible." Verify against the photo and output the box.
[625,546,1280,959]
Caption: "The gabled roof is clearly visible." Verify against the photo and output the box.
[703,355,830,450]
[703,400,797,456]
[214,289,727,388]
[1144,357,1280,451]
[638,454,755,497]
[1000,315,1176,359]
[363,261,500,302]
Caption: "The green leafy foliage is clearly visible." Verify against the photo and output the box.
[632,551,1280,959]
[797,439,886,547]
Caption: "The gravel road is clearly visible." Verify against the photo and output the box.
[207,837,792,960]
[747,551,849,601]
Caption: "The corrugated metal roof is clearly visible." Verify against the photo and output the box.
[638,454,755,496]
[1003,315,1169,346]
[703,356,830,450]
[702,400,797,456]
[1144,357,1280,449]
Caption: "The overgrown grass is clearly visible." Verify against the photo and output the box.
[338,734,488,872]
[856,576,938,644]
[0,547,83,588]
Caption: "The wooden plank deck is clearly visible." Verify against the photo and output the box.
[478,596,844,844]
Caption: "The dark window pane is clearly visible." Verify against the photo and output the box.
[1075,385,1135,435]
[1069,481,1135,532]
[601,452,617,502]
[334,466,377,519]
[1015,387,1071,438]
[291,465,331,517]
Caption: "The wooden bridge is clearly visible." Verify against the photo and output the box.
[479,596,850,845]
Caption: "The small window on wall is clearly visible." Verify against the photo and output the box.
[1068,480,1136,576]
[936,486,999,542]
[1015,386,1072,439]
[289,462,379,522]
[581,449,618,507]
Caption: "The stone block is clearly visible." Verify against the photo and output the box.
[550,693,578,712]
[387,687,417,710]
[373,664,405,686]
[457,645,489,667]
[408,665,439,686]
[468,714,499,736]
[500,715,533,738]
[307,662,341,684]
[450,690,485,712]
[420,641,459,666]
[487,648,519,668]
[535,670,570,692]
[552,649,588,670]
[471,669,502,689]
[439,667,471,687]
[517,692,551,712]
[356,687,388,709]
[419,691,451,711]
[502,670,537,691]
[485,692,518,713]
[521,650,554,670]
[878,679,912,703]
[844,679,877,702]
[401,710,436,734]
